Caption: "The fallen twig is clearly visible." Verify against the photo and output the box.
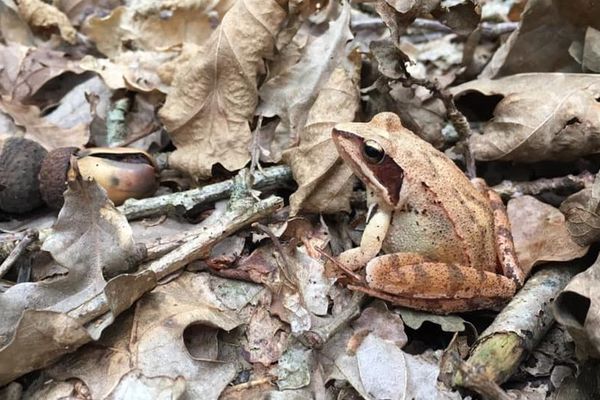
[118,165,293,220]
[398,72,476,178]
[350,18,517,40]
[0,230,37,279]
[453,263,584,390]
[492,172,594,200]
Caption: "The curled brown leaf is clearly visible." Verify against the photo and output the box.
[17,0,77,44]
[282,66,360,215]
[159,0,287,179]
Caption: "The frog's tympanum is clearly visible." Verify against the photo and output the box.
[332,112,525,314]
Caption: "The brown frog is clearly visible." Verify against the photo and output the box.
[331,112,525,314]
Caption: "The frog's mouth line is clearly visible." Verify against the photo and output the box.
[332,129,404,208]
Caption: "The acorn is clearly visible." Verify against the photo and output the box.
[39,147,159,209]
[0,138,159,213]
[0,137,48,213]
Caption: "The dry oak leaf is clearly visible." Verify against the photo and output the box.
[0,95,89,150]
[257,1,353,136]
[282,66,360,215]
[82,1,235,59]
[159,0,287,179]
[560,173,600,247]
[0,0,34,45]
[452,73,600,162]
[554,253,600,359]
[0,171,148,384]
[480,0,585,79]
[17,0,77,44]
[508,195,588,276]
[43,273,259,399]
[0,43,83,102]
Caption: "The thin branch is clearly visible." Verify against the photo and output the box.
[0,230,37,279]
[492,172,594,200]
[118,165,293,220]
[398,72,476,178]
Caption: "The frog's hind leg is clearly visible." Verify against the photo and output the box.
[363,256,518,313]
[486,187,526,287]
[471,178,525,287]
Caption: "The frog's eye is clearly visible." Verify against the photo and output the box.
[362,140,385,164]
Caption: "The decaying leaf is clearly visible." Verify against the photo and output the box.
[0,43,84,102]
[452,73,600,162]
[0,171,150,384]
[0,0,34,45]
[351,304,408,347]
[82,1,235,59]
[508,195,588,275]
[331,333,461,399]
[282,66,360,215]
[561,174,600,247]
[258,1,353,135]
[159,0,287,179]
[481,0,585,78]
[40,272,261,399]
[80,50,177,93]
[555,253,600,359]
[375,0,480,42]
[244,307,289,366]
[17,0,77,44]
[0,95,90,150]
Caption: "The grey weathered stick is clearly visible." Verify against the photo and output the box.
[453,263,584,389]
[0,231,36,279]
[492,172,594,200]
[118,165,293,220]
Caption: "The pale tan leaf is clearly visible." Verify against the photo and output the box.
[282,66,360,215]
[82,1,235,59]
[0,43,83,102]
[0,0,34,45]
[43,272,262,399]
[41,170,139,276]
[0,172,145,385]
[257,2,353,134]
[0,96,89,150]
[452,73,600,162]
[17,0,77,44]
[244,307,288,366]
[80,50,176,93]
[554,253,600,359]
[481,0,585,78]
[561,174,600,247]
[159,0,287,179]
[508,196,588,275]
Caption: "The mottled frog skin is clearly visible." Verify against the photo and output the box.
[331,112,525,313]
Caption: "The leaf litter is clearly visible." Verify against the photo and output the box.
[1,0,600,399]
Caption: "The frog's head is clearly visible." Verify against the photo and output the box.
[332,113,407,209]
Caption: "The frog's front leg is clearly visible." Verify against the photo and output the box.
[364,255,518,313]
[337,206,392,271]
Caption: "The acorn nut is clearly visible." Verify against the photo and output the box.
[39,147,159,209]
[75,148,159,206]
[0,140,158,213]
[0,137,48,213]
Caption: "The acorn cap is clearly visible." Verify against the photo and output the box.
[0,137,48,213]
[38,146,79,209]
